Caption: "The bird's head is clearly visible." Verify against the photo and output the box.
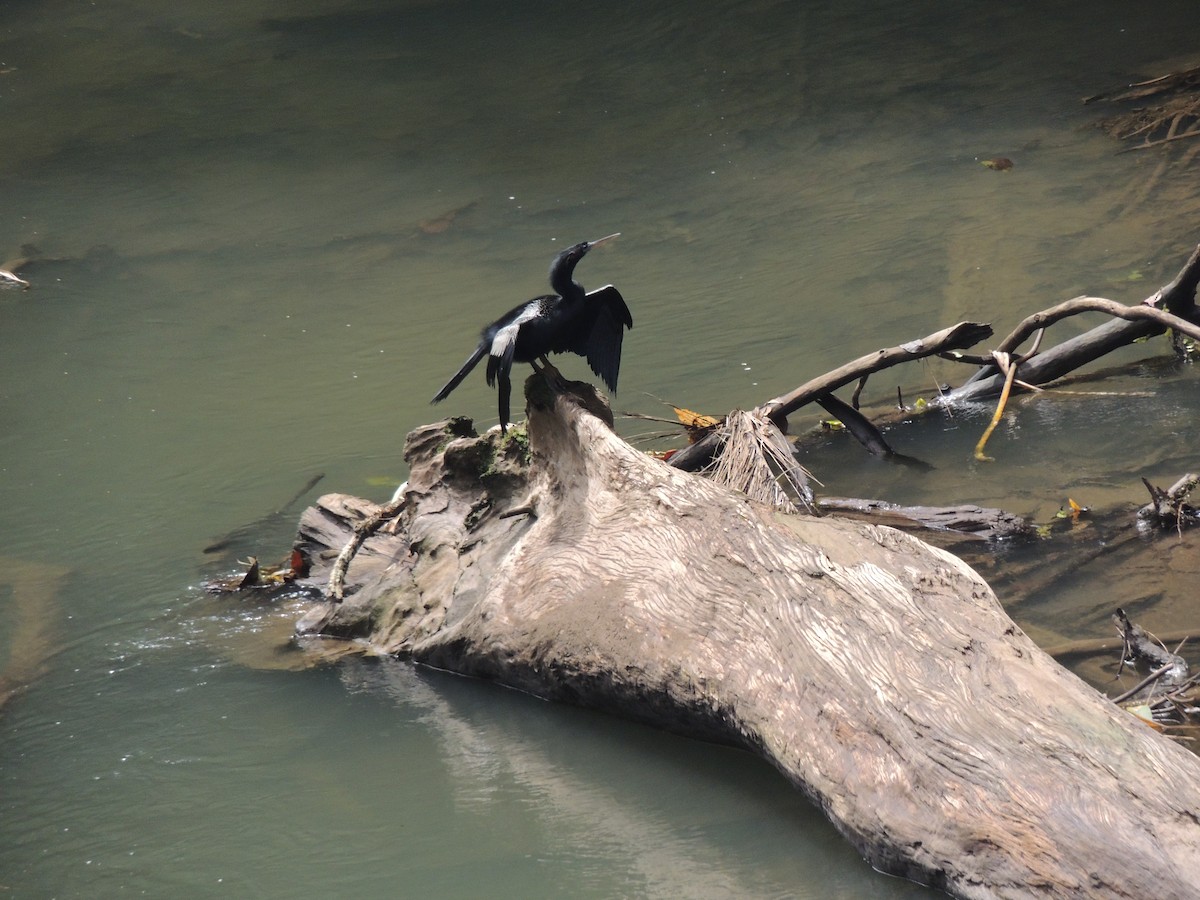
[550,232,620,281]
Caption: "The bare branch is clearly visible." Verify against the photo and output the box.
[994,295,1200,356]
[328,493,407,602]
[947,244,1200,402]
[760,321,992,425]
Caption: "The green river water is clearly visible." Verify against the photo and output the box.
[2,1,1198,896]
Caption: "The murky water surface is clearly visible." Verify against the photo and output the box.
[2,0,1199,895]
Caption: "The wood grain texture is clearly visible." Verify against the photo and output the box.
[295,383,1200,899]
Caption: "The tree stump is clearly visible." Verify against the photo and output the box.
[293,378,1200,899]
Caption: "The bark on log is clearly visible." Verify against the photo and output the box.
[815,497,1032,541]
[292,379,1200,899]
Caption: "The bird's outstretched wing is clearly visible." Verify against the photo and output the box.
[576,285,633,393]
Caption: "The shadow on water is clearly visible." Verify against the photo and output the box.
[2,0,1200,895]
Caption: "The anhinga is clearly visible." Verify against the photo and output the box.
[431,233,632,432]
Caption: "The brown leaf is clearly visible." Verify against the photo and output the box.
[672,406,721,445]
[673,406,719,429]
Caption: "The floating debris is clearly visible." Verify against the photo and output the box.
[1088,63,1200,149]
[0,268,29,290]
[205,549,310,595]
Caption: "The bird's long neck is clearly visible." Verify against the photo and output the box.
[549,257,585,302]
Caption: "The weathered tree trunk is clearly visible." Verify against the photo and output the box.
[293,379,1200,899]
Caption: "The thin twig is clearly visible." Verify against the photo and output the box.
[851,375,867,410]
[1112,662,1178,705]
[328,494,407,602]
[1122,127,1200,152]
[994,295,1200,354]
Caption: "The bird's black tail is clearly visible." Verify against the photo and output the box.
[431,343,487,403]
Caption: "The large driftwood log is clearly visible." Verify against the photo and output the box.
[293,379,1200,899]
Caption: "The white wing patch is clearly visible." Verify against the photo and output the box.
[490,323,519,357]
[489,302,541,358]
[514,302,543,325]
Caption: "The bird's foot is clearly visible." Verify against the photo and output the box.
[532,358,566,392]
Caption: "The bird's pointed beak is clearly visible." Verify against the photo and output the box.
[587,232,621,249]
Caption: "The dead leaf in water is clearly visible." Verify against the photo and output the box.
[673,406,719,429]
[981,157,1014,171]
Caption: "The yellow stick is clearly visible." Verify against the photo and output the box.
[974,353,1018,462]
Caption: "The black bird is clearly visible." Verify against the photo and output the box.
[431,233,632,432]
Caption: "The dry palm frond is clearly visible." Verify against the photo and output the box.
[707,409,818,514]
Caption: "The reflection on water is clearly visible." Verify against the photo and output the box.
[2,0,1199,895]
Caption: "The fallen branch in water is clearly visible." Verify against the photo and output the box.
[203,472,325,557]
[669,321,994,472]
[990,294,1200,358]
[672,244,1200,470]
[1088,62,1200,150]
[760,321,994,427]
[1138,472,1200,532]
[947,243,1200,403]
